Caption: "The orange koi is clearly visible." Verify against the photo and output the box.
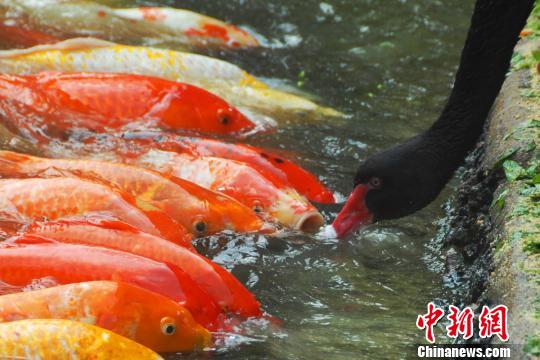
[130,149,325,233]
[69,132,335,204]
[0,241,224,330]
[0,151,267,237]
[21,217,262,317]
[142,133,336,204]
[0,177,190,246]
[0,281,211,352]
[0,72,257,136]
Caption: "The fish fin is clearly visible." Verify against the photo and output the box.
[87,218,142,233]
[27,216,144,234]
[143,210,194,248]
[0,37,116,59]
[0,151,33,178]
[9,234,58,245]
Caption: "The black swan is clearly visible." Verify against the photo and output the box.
[332,0,535,238]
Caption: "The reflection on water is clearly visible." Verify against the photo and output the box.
[0,0,473,358]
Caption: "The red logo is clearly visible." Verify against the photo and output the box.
[479,305,509,342]
[416,303,445,343]
[416,304,509,343]
[446,305,474,340]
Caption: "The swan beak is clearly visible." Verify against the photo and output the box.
[331,185,373,238]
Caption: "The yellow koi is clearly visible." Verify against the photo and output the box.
[0,38,343,118]
[0,319,163,359]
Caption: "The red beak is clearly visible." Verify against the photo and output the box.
[331,185,373,238]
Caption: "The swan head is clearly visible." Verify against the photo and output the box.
[332,136,451,238]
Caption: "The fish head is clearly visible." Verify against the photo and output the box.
[169,177,272,236]
[202,190,272,235]
[222,173,325,233]
[223,24,260,48]
[166,85,256,135]
[267,188,325,233]
[115,282,212,353]
[190,19,260,48]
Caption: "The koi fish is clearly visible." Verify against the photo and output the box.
[0,281,211,352]
[0,38,342,118]
[0,319,163,359]
[130,149,325,233]
[112,7,259,48]
[0,0,258,49]
[0,151,267,236]
[0,72,258,136]
[21,217,262,317]
[0,241,224,330]
[70,132,335,204]
[126,132,336,204]
[0,177,191,246]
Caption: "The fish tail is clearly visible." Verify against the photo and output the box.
[0,151,33,178]
[317,105,346,118]
[9,234,57,246]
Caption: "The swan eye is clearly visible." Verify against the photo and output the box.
[193,220,208,234]
[160,317,177,336]
[369,177,382,189]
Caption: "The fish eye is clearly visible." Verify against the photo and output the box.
[217,109,232,125]
[252,200,263,214]
[160,317,177,336]
[219,115,231,125]
[193,220,208,234]
[369,177,383,189]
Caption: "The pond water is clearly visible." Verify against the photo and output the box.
[175,0,472,358]
[1,0,474,358]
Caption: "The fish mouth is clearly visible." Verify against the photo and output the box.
[294,211,325,233]
[258,222,278,234]
[197,328,213,350]
[331,185,373,238]
[269,189,325,233]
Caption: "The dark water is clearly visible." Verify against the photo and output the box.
[176,0,472,358]
[6,0,475,358]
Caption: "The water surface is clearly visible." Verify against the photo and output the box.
[177,1,473,358]
[4,0,474,358]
